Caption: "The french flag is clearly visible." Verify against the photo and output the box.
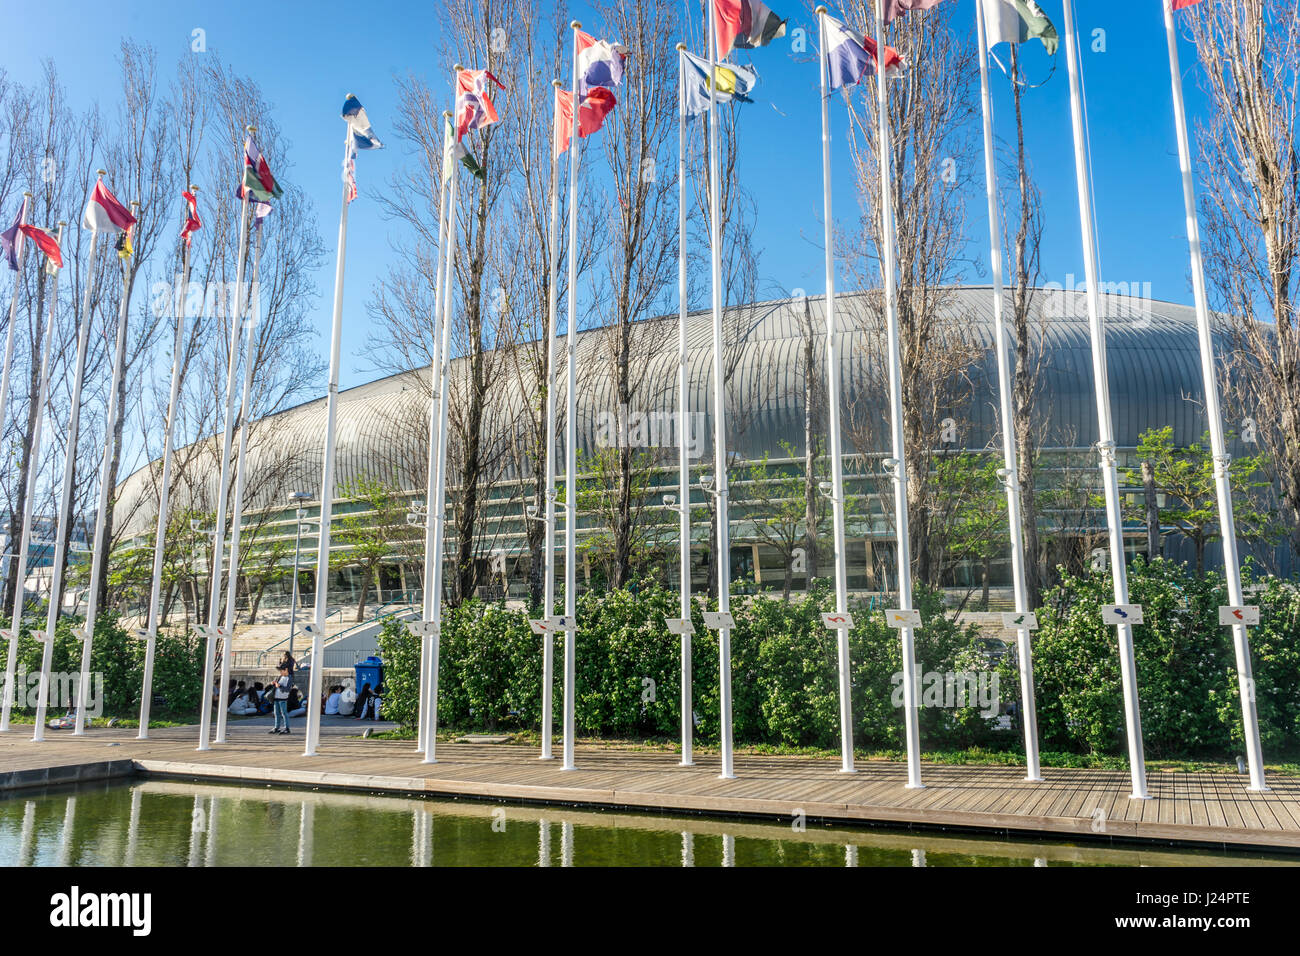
[824,14,903,90]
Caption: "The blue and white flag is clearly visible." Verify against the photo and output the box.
[823,14,903,90]
[342,94,384,150]
[681,50,758,117]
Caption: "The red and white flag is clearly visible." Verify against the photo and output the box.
[181,190,202,247]
[455,69,505,141]
[18,224,62,269]
[83,179,136,234]
[554,88,617,158]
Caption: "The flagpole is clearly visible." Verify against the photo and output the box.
[198,134,254,752]
[871,0,923,789]
[421,86,462,766]
[74,198,139,736]
[560,24,583,773]
[674,43,694,768]
[215,222,263,744]
[0,192,31,616]
[1061,0,1148,799]
[974,1,1042,782]
[416,112,454,756]
[540,80,563,760]
[32,190,101,742]
[706,0,737,780]
[0,219,60,733]
[304,116,355,757]
[815,6,857,775]
[138,189,197,739]
[1162,0,1266,791]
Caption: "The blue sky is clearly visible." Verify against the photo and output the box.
[0,0,1210,392]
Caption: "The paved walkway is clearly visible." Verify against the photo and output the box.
[2,722,1298,850]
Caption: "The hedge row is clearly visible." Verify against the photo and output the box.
[379,559,1300,758]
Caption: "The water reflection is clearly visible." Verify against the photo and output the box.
[1,779,1294,868]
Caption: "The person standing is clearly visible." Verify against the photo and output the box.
[271,666,292,734]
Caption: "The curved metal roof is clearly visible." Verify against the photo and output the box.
[116,287,1241,537]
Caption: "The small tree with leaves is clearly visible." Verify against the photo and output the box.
[1125,427,1279,572]
[331,477,419,622]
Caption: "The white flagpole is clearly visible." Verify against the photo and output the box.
[540,80,563,760]
[197,135,254,752]
[674,43,694,768]
[304,116,355,757]
[871,0,923,789]
[0,192,31,615]
[1162,0,1266,791]
[706,0,736,780]
[974,1,1042,781]
[815,6,857,775]
[417,112,455,756]
[139,189,197,739]
[562,24,582,773]
[32,196,102,741]
[0,219,61,732]
[1062,0,1148,799]
[421,86,462,766]
[215,222,264,744]
[74,198,139,736]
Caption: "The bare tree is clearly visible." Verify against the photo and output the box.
[1186,0,1300,562]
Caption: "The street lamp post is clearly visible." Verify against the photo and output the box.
[287,491,312,663]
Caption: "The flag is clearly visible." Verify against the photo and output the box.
[980,0,1059,54]
[681,50,759,116]
[555,88,618,156]
[181,190,201,247]
[1,196,26,271]
[243,135,284,201]
[576,31,628,94]
[345,142,358,203]
[83,180,136,234]
[342,94,384,150]
[1172,0,1203,7]
[235,184,274,226]
[455,69,505,141]
[883,0,946,24]
[443,115,484,181]
[18,224,61,269]
[824,15,904,90]
[116,226,134,260]
[715,0,787,60]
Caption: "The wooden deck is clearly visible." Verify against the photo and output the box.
[2,722,1299,851]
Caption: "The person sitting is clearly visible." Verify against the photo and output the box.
[255,682,274,715]
[353,683,374,720]
[286,687,307,719]
[338,684,356,717]
[324,685,342,716]
[228,690,258,717]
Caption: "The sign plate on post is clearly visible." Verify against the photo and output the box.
[664,618,696,635]
[1001,611,1039,631]
[527,619,550,635]
[551,615,577,631]
[301,623,322,638]
[821,612,855,629]
[1219,606,1260,626]
[72,627,91,642]
[1101,604,1143,626]
[885,609,922,630]
[408,620,439,637]
[702,611,735,630]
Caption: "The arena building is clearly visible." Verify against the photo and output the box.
[114,287,1282,622]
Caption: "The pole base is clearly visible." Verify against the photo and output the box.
[1024,776,1045,783]
[422,757,438,766]
[679,760,695,767]
[561,764,577,772]
[1247,784,1271,793]
[1129,791,1152,800]
[718,773,736,780]
[196,745,210,752]
[539,754,555,760]
[839,767,857,774]
[904,783,925,790]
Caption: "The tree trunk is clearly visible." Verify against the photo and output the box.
[1141,460,1160,561]
[803,304,820,584]
[4,270,47,618]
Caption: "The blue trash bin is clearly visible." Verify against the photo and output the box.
[354,657,383,696]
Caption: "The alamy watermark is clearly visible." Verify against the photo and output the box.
[3,667,103,718]
[1042,274,1154,324]
[891,670,1000,718]
[149,277,261,327]
[593,403,705,459]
